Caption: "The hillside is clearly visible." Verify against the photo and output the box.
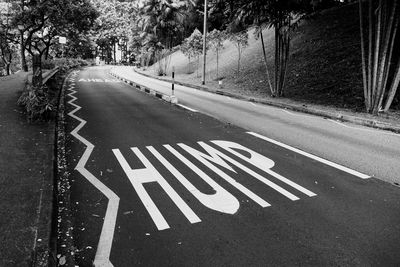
[141,3,399,111]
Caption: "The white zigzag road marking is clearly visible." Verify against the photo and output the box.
[66,71,120,267]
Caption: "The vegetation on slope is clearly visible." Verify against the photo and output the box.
[143,3,399,111]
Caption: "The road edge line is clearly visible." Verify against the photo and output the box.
[247,131,371,179]
[67,72,120,267]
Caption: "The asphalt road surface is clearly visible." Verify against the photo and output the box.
[113,66,400,185]
[65,67,400,266]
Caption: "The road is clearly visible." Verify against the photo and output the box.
[65,66,400,266]
[113,66,400,185]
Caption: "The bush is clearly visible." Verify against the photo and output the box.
[17,84,55,122]
[44,58,93,72]
[42,59,56,69]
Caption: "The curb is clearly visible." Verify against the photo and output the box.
[54,70,76,266]
[132,68,400,134]
[109,70,178,104]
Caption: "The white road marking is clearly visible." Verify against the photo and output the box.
[247,132,370,179]
[212,141,317,197]
[165,145,240,214]
[112,147,201,230]
[67,72,120,267]
[181,142,300,201]
[328,119,400,137]
[177,104,198,112]
[177,143,271,207]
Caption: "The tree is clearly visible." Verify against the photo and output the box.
[138,0,192,74]
[0,0,18,75]
[233,0,308,97]
[358,0,400,114]
[208,28,226,80]
[139,0,189,49]
[229,31,248,75]
[180,38,194,73]
[92,0,136,63]
[185,28,204,77]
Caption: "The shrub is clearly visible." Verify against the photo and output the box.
[17,84,55,122]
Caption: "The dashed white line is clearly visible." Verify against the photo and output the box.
[247,132,370,179]
[177,104,198,112]
[67,72,119,267]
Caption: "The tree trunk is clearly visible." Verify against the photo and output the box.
[6,63,11,75]
[216,49,219,80]
[358,0,369,110]
[32,54,42,88]
[367,0,373,110]
[20,32,28,72]
[237,47,241,74]
[260,30,274,96]
[383,60,400,111]
[376,1,398,111]
[274,24,279,96]
[371,0,382,114]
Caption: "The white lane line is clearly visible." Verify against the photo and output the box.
[328,119,400,137]
[247,132,370,179]
[177,104,198,112]
[67,73,119,267]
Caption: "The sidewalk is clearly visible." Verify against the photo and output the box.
[117,66,400,134]
[0,72,55,266]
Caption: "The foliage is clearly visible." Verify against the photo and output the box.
[17,84,55,122]
[139,0,189,49]
[0,0,19,75]
[228,31,248,74]
[232,0,310,96]
[12,0,99,57]
[181,28,204,76]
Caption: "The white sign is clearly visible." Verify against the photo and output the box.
[59,36,67,44]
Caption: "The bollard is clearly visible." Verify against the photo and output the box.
[172,67,175,96]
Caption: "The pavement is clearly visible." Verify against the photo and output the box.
[0,71,57,266]
[63,66,400,266]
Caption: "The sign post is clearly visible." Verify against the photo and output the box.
[59,36,67,58]
[172,66,175,96]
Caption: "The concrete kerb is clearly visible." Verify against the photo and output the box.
[109,70,178,105]
[132,68,400,134]
[53,70,76,267]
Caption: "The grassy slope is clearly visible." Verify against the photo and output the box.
[144,3,399,111]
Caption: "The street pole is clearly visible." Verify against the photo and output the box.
[201,0,207,85]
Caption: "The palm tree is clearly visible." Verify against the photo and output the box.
[139,0,189,49]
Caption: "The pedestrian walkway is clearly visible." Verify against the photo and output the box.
[0,72,54,266]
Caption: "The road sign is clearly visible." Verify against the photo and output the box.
[59,36,67,44]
